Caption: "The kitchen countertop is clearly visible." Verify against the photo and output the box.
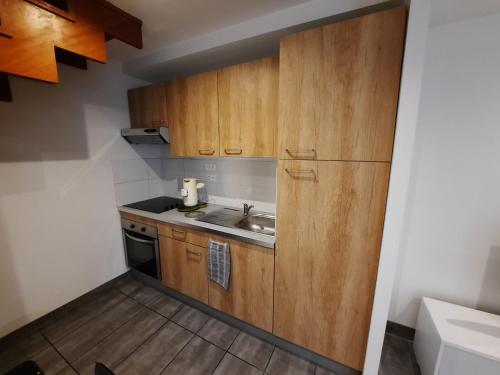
[118,203,275,249]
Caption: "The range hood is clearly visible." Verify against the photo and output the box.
[121,127,169,144]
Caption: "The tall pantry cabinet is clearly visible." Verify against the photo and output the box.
[274,7,407,371]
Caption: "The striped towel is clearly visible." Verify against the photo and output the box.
[208,239,231,290]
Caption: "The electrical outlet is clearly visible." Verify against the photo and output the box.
[207,174,217,182]
[205,163,216,172]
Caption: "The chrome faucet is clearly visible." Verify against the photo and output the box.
[243,203,254,216]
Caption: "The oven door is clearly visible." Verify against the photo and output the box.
[123,229,161,280]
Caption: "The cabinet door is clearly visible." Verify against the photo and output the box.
[159,236,208,303]
[208,240,274,332]
[218,57,279,157]
[278,7,406,161]
[127,83,168,128]
[274,160,390,370]
[167,71,219,157]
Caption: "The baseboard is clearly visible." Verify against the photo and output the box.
[386,320,416,341]
[132,270,361,375]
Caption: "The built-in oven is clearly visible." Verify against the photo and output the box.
[121,218,161,280]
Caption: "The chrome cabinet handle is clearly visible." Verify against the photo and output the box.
[172,229,187,239]
[285,168,316,180]
[285,148,316,159]
[186,248,202,257]
[199,149,215,155]
[224,148,242,155]
[124,232,155,245]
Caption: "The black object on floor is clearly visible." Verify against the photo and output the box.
[95,362,115,375]
[4,361,44,375]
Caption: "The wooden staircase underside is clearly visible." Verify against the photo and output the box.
[0,0,142,101]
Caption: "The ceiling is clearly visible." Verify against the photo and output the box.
[108,0,312,60]
[106,0,396,81]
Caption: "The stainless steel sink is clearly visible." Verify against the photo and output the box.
[196,208,275,236]
[235,214,275,236]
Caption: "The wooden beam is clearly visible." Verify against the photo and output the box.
[55,47,87,70]
[0,74,12,102]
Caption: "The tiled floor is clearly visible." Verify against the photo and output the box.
[378,334,421,375]
[0,275,336,375]
[0,274,420,375]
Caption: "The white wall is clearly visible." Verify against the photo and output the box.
[389,12,500,328]
[0,62,146,337]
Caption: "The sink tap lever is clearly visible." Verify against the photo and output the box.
[243,203,254,216]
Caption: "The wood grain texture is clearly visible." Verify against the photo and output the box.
[0,0,142,84]
[157,222,212,248]
[208,240,274,332]
[127,83,168,128]
[278,7,406,162]
[160,236,209,304]
[274,160,391,370]
[218,56,279,157]
[167,71,219,157]
[119,211,157,226]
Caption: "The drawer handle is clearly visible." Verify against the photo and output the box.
[285,168,316,180]
[172,229,187,239]
[151,120,164,125]
[285,148,316,159]
[199,149,215,155]
[186,249,202,257]
[224,148,242,155]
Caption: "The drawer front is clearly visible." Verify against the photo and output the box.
[157,222,214,248]
[159,236,208,303]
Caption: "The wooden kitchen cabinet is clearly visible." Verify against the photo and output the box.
[159,236,208,303]
[167,71,219,157]
[274,160,390,370]
[127,83,168,128]
[218,56,279,157]
[208,240,274,332]
[278,7,406,162]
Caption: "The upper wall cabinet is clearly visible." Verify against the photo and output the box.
[278,7,407,162]
[218,57,279,157]
[167,71,219,157]
[127,84,168,128]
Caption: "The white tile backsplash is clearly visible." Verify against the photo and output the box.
[114,180,150,206]
[111,159,148,184]
[111,153,277,208]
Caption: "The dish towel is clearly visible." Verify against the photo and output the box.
[208,239,231,290]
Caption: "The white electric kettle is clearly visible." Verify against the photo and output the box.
[181,178,205,206]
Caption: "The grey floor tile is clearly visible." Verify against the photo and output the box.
[266,348,316,375]
[198,318,240,350]
[31,345,72,375]
[114,275,145,295]
[73,307,166,374]
[147,292,184,318]
[114,321,193,375]
[128,285,165,306]
[315,366,337,375]
[162,336,224,375]
[54,297,142,362]
[57,367,78,375]
[171,305,210,333]
[379,334,417,375]
[0,330,50,373]
[214,353,263,375]
[229,332,274,371]
[42,287,126,342]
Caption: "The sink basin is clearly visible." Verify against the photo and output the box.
[235,214,275,236]
[196,208,276,236]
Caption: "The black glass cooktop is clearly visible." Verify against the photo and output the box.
[124,196,184,214]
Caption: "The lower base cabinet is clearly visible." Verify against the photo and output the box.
[208,240,274,332]
[157,222,274,332]
[159,236,209,304]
